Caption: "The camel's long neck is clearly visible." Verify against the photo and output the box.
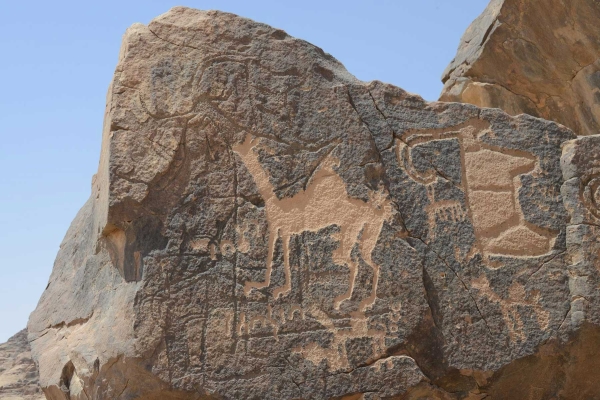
[233,135,276,203]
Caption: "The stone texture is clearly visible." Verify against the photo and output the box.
[0,329,45,400]
[27,6,597,400]
[440,0,600,136]
[561,136,600,330]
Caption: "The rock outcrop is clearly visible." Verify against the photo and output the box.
[440,0,600,136]
[0,329,44,400]
[27,5,600,400]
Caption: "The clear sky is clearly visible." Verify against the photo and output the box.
[0,0,488,342]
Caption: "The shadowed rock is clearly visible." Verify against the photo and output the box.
[440,0,600,136]
[27,6,600,400]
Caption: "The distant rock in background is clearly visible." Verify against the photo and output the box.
[440,0,600,136]
[27,6,600,399]
[0,329,44,400]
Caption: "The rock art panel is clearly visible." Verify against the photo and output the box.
[397,119,552,257]
[28,6,577,400]
[233,134,393,310]
[441,0,600,136]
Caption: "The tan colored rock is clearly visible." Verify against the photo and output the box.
[441,0,600,136]
[28,5,600,400]
[0,330,44,400]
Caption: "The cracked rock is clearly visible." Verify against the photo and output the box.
[26,6,600,400]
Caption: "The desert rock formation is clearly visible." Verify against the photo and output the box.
[0,330,44,400]
[25,5,600,400]
[440,0,600,136]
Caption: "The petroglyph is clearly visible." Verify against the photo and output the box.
[582,174,600,220]
[30,8,578,399]
[472,275,550,342]
[397,119,555,257]
[233,134,394,309]
[292,309,389,372]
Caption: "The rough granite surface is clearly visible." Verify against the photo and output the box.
[25,6,600,400]
[0,330,45,400]
[440,0,600,136]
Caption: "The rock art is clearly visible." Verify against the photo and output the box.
[0,329,45,400]
[440,0,600,136]
[27,6,596,400]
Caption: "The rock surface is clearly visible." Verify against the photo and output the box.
[0,329,44,400]
[440,0,600,136]
[27,6,600,400]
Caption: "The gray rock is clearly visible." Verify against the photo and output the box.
[28,6,594,399]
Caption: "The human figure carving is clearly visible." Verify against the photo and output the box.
[233,134,393,310]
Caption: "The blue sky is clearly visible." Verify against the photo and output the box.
[0,0,487,342]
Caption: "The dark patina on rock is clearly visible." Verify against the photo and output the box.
[28,7,585,400]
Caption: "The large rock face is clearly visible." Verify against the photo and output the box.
[440,0,600,136]
[29,6,600,399]
[0,330,44,400]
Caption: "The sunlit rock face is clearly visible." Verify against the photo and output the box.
[28,5,600,400]
[0,329,44,400]
[440,0,600,136]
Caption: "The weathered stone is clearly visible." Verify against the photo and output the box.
[0,329,44,400]
[440,0,600,136]
[28,6,588,399]
[560,135,600,329]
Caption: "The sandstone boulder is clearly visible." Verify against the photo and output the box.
[440,0,600,136]
[0,329,44,400]
[28,6,597,399]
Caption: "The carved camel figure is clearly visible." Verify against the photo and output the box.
[233,135,393,310]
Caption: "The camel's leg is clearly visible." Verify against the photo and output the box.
[245,227,278,295]
[273,233,292,299]
[333,257,358,310]
[358,222,383,311]
[333,225,361,310]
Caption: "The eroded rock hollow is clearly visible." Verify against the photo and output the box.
[26,5,600,400]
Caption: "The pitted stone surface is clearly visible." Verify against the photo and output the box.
[28,7,580,400]
[561,136,600,329]
[440,0,600,136]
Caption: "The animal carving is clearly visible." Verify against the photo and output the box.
[397,120,554,257]
[233,135,394,310]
